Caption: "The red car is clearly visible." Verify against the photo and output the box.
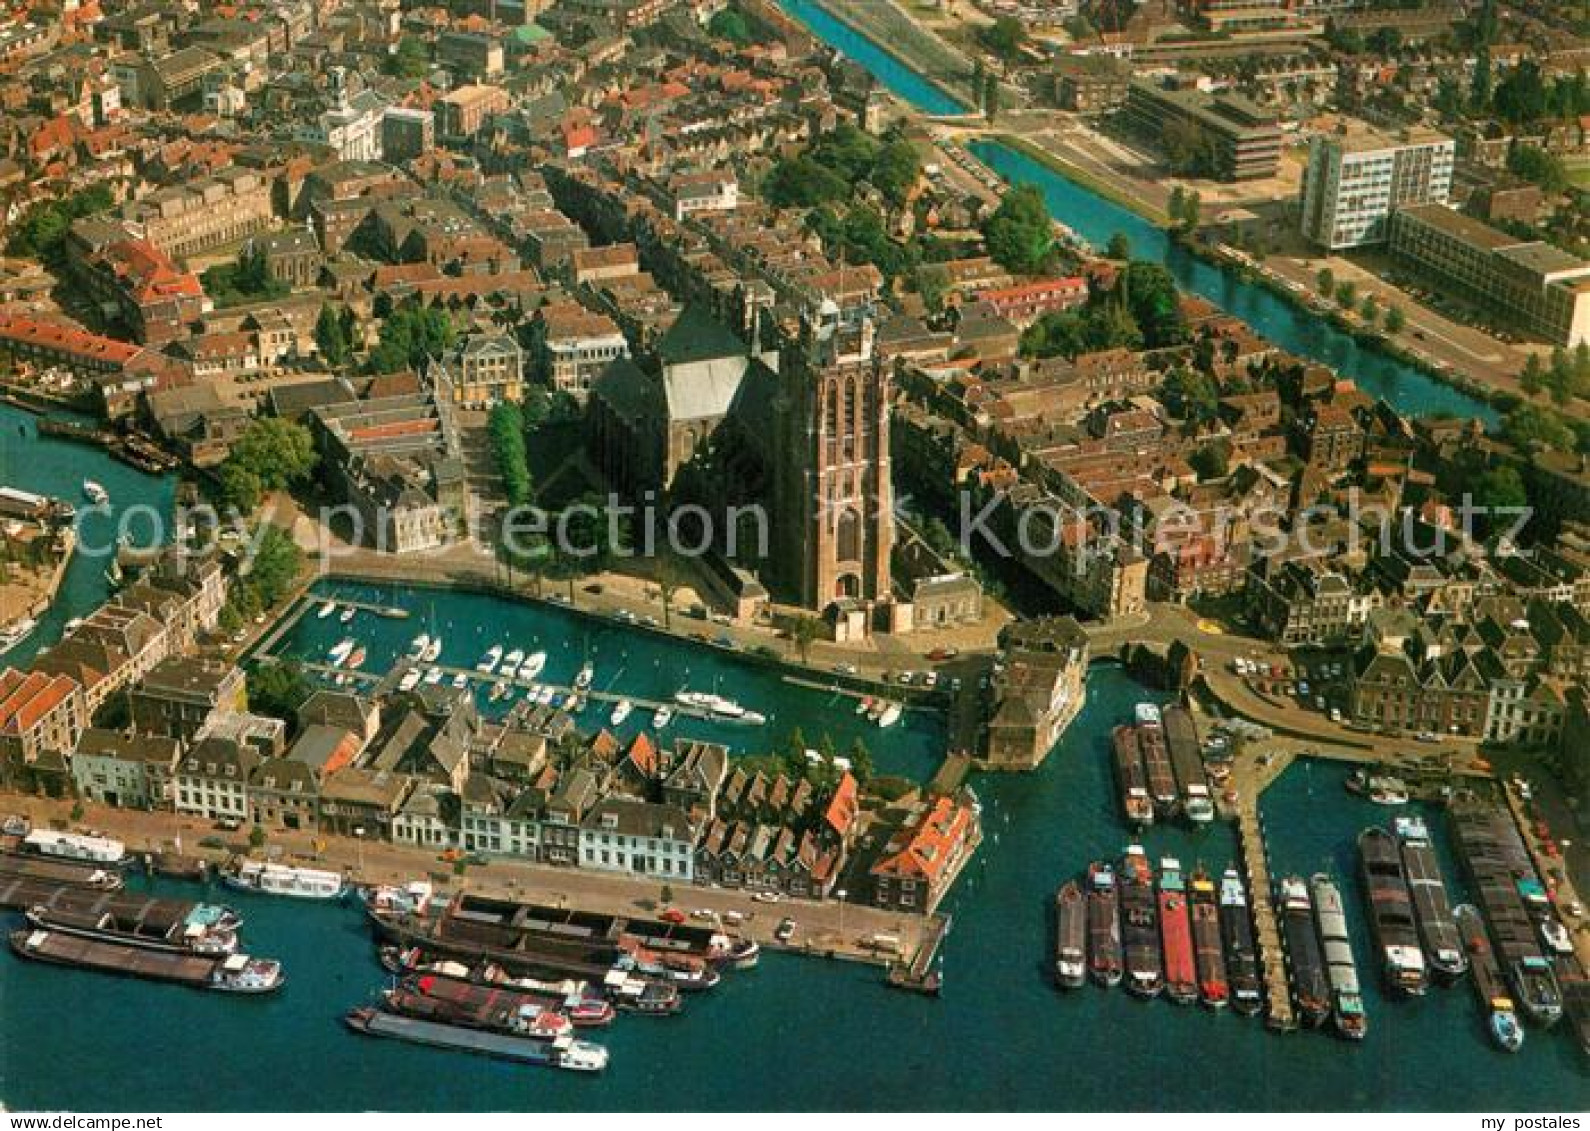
[659,907,687,924]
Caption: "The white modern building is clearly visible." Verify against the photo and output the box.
[578,797,697,881]
[1300,126,1454,250]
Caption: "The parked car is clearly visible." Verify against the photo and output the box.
[752,890,782,904]
[775,917,797,943]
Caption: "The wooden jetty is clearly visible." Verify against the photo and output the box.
[1230,747,1298,1031]
[888,913,950,995]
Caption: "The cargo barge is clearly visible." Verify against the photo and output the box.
[1161,705,1214,823]
[9,927,281,993]
[1454,903,1524,1052]
[343,1007,608,1071]
[1054,880,1086,989]
[1278,876,1329,1027]
[1111,725,1154,826]
[0,850,122,891]
[1358,827,1428,995]
[1450,805,1562,1026]
[1134,705,1178,820]
[1120,845,1163,999]
[1189,866,1227,1008]
[1219,869,1263,1016]
[1393,816,1467,980]
[401,969,615,1027]
[1086,862,1123,988]
[1558,956,1590,1060]
[1310,874,1366,1041]
[1157,857,1197,1005]
[24,901,240,955]
[380,942,681,1015]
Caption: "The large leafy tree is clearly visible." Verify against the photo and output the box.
[981,184,1053,274]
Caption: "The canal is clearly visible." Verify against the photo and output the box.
[775,0,1498,428]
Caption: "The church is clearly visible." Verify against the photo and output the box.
[587,298,897,624]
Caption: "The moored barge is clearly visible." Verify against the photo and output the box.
[1393,816,1467,980]
[1219,869,1262,1016]
[1450,805,1561,1026]
[1162,705,1214,823]
[24,901,240,955]
[1086,862,1123,988]
[1310,874,1366,1041]
[344,1007,608,1071]
[1358,827,1427,995]
[1112,725,1154,826]
[1189,866,1228,1008]
[1278,876,1329,1027]
[9,927,282,993]
[0,850,122,891]
[1120,845,1163,999]
[1454,903,1524,1052]
[1054,880,1086,989]
[1157,857,1197,1005]
[1134,706,1178,820]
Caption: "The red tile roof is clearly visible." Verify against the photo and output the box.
[870,796,975,884]
[0,313,141,365]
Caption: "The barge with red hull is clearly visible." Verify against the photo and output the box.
[1086,862,1123,988]
[1157,857,1198,1005]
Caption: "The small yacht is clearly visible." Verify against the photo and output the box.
[407,634,431,661]
[396,668,422,692]
[537,685,556,706]
[81,480,108,505]
[477,645,504,674]
[345,646,366,670]
[855,696,872,716]
[328,639,356,666]
[421,637,443,663]
[339,606,356,624]
[317,600,338,619]
[653,706,674,728]
[521,651,549,680]
[450,672,469,690]
[574,662,594,690]
[610,700,633,726]
[877,702,903,728]
[423,666,444,685]
[500,649,525,679]
[489,680,509,702]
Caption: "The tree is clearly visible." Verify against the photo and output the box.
[870,139,922,211]
[847,737,875,785]
[1503,404,1576,452]
[1106,232,1132,260]
[218,418,317,512]
[384,35,431,79]
[1161,367,1220,425]
[1493,59,1550,128]
[1316,267,1335,296]
[243,525,303,609]
[5,185,115,262]
[660,883,676,905]
[248,826,267,850]
[789,615,822,664]
[367,305,456,373]
[1521,353,1546,396]
[203,244,288,307]
[1189,440,1231,480]
[1507,145,1567,193]
[983,73,1001,122]
[979,16,1026,62]
[1334,280,1358,308]
[1167,186,1187,228]
[315,304,354,369]
[488,401,532,507]
[1359,294,1379,322]
[1121,261,1186,348]
[217,461,263,514]
[981,184,1053,274]
[1181,190,1201,231]
[247,660,312,721]
[1383,305,1406,335]
[1473,465,1527,512]
[1470,47,1492,113]
[708,6,754,44]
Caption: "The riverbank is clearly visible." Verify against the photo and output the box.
[993,132,1172,227]
[801,0,978,111]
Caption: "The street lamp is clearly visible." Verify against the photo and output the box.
[354,825,365,877]
[836,888,847,944]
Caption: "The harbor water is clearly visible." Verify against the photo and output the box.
[4,661,1585,1109]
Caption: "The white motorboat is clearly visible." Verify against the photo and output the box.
[317,600,338,619]
[573,662,594,690]
[610,700,633,726]
[653,706,674,728]
[339,606,356,624]
[407,634,431,661]
[422,637,443,663]
[423,666,444,685]
[0,617,37,655]
[521,651,548,680]
[451,672,469,690]
[82,480,108,505]
[537,685,555,706]
[397,668,422,692]
[328,639,356,665]
[876,702,902,728]
[500,649,525,679]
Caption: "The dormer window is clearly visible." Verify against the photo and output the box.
[601,813,619,830]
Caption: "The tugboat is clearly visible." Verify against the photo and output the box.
[1112,725,1154,826]
[1393,816,1467,980]
[1157,857,1198,1005]
[1119,845,1163,999]
[1358,827,1428,995]
[1311,873,1367,1041]
[1278,876,1330,1027]
[1189,866,1228,1008]
[1054,880,1086,989]
[1219,869,1263,1016]
[1455,903,1524,1052]
[1085,861,1123,988]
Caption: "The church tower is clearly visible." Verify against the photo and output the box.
[771,300,894,611]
